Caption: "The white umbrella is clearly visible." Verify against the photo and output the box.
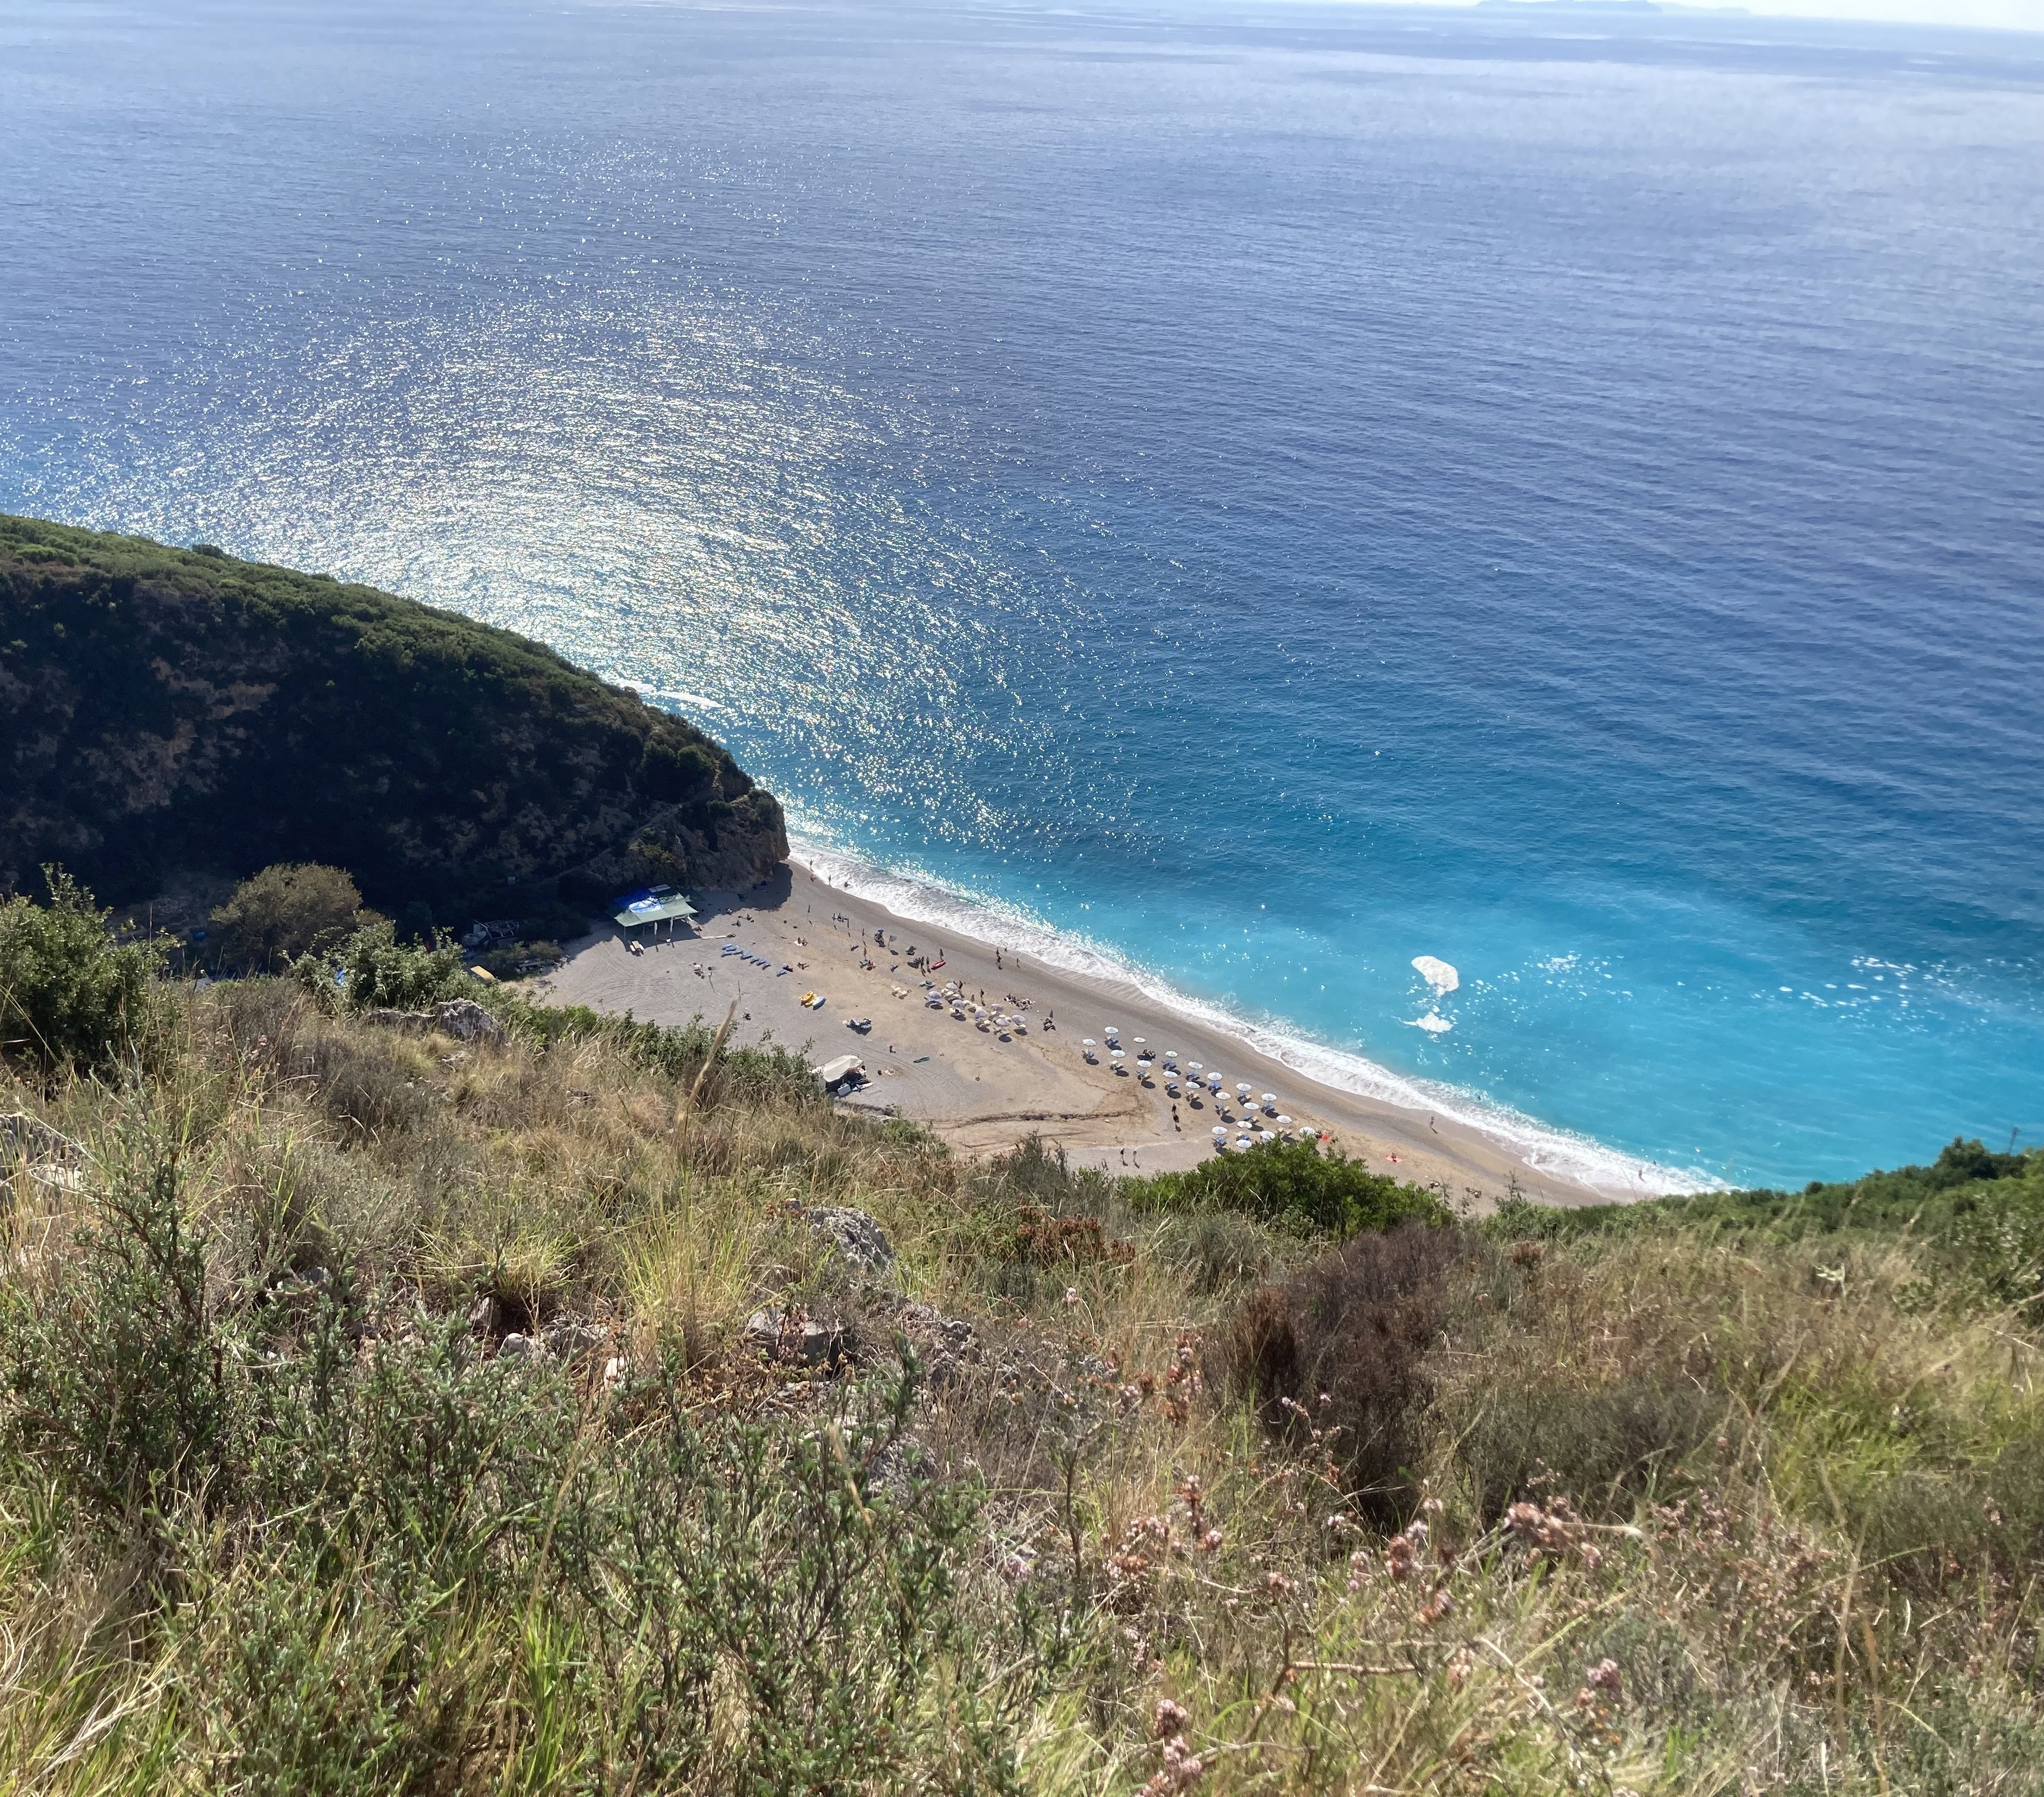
[1132,1038,1146,1046]
[1188,1062,1202,1073]
[1260,1130,1276,1143]
[1212,1126,1227,1139]
[1262,1092,1277,1104]
[1082,1038,1097,1046]
[1275,1115,1293,1127]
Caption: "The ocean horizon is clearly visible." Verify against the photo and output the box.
[4,0,2040,1190]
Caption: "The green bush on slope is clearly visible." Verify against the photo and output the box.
[208,862,373,974]
[0,865,165,1074]
[1126,1136,1450,1235]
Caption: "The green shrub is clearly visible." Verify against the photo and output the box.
[210,862,371,973]
[294,919,471,1014]
[1127,1137,1450,1236]
[0,1113,232,1522]
[0,865,166,1074]
[1488,1137,2043,1249]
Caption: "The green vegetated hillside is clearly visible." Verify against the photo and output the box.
[0,515,786,916]
[3,881,2043,1793]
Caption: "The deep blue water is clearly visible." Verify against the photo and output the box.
[5,0,2042,1190]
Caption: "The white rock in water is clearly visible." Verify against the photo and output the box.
[1412,956,1459,997]
[1405,1010,1454,1035]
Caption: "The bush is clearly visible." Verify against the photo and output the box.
[1487,1137,2044,1249]
[0,865,165,1074]
[0,1113,232,1522]
[1128,1137,1450,1236]
[1215,1222,1467,1520]
[295,919,473,1014]
[209,863,371,973]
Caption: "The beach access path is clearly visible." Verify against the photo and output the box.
[538,862,1629,1209]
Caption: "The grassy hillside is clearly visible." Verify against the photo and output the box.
[0,515,786,916]
[2,901,2042,1792]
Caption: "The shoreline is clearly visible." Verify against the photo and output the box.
[783,837,1715,1201]
[540,844,1703,1209]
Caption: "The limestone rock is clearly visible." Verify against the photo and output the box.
[431,998,505,1043]
[744,1306,842,1367]
[804,1206,895,1275]
[364,1000,505,1044]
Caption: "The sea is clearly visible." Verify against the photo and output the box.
[4,0,2041,1194]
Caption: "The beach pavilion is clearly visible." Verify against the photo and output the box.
[612,884,698,941]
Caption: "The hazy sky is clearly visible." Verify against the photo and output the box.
[1419,0,2044,32]
[1717,0,2043,28]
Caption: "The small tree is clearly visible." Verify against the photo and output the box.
[210,863,369,973]
[0,866,166,1075]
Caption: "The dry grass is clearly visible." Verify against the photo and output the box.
[0,982,2039,1793]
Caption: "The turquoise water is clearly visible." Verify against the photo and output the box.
[4,0,2040,1189]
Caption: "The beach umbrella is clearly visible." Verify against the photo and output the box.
[1132,1038,1145,1046]
[1275,1116,1292,1127]
[1187,1061,1202,1073]
[1082,1038,1096,1047]
[1262,1092,1277,1104]
[1212,1126,1227,1139]
[1260,1130,1276,1143]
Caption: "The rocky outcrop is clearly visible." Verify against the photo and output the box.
[363,1000,508,1043]
[802,1206,897,1275]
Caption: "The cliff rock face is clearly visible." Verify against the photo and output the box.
[0,516,787,908]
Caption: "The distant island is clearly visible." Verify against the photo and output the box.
[0,515,786,934]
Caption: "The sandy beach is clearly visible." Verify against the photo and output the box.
[540,862,1636,1209]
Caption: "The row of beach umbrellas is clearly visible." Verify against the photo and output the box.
[1080,1028,1295,1146]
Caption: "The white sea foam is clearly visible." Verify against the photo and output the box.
[787,833,1723,1200]
[1412,955,1460,996]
